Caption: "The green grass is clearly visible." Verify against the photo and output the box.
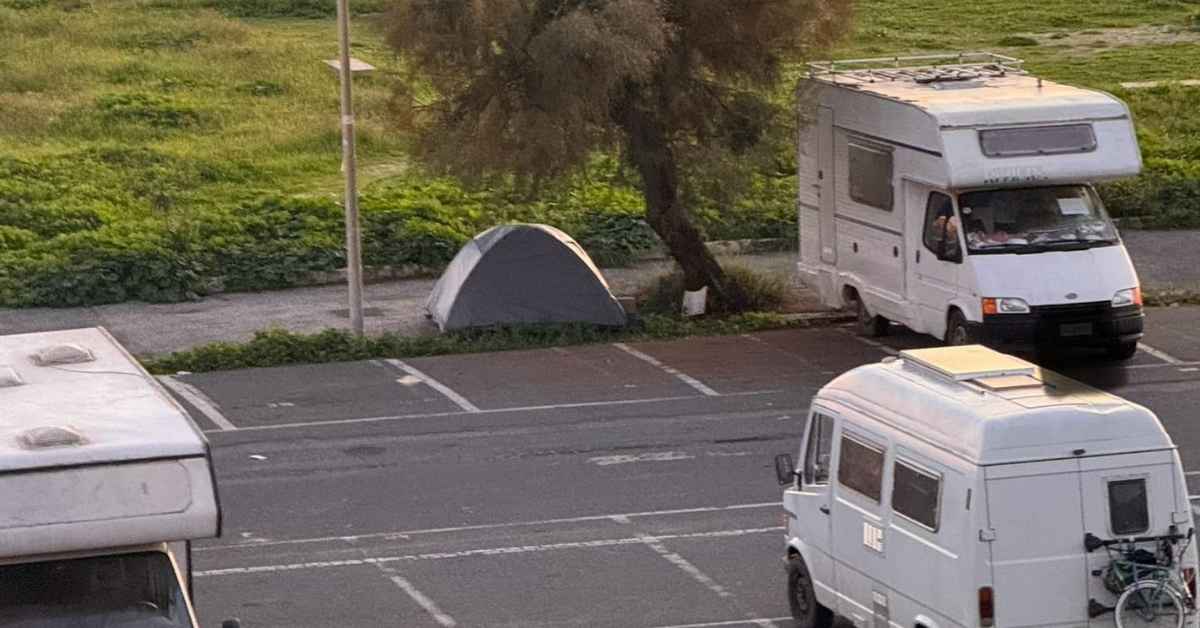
[2,0,1200,308]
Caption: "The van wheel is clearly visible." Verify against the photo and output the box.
[946,310,976,346]
[1108,341,1139,361]
[787,555,833,628]
[856,298,889,337]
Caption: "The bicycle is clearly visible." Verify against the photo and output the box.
[1085,527,1197,628]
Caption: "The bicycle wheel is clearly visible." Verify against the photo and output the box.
[1115,581,1184,628]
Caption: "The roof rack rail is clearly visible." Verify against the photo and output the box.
[808,52,1026,85]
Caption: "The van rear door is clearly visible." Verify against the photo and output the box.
[1078,451,1185,614]
[985,459,1089,628]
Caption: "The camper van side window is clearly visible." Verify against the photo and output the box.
[838,434,885,503]
[848,142,894,211]
[892,460,941,531]
[1108,478,1150,536]
[804,413,835,485]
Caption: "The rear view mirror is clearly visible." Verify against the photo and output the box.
[774,454,797,486]
[222,620,242,628]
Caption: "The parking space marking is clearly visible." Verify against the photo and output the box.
[197,502,778,553]
[200,389,780,435]
[158,376,238,431]
[1139,343,1185,366]
[386,575,458,627]
[839,329,899,356]
[195,527,783,577]
[640,535,733,598]
[651,618,788,628]
[384,359,480,413]
[614,343,721,397]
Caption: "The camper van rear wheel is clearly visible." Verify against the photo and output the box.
[787,554,833,628]
[946,310,976,346]
[856,298,889,338]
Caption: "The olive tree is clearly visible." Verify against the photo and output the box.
[384,0,851,310]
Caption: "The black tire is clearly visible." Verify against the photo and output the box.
[945,310,976,346]
[1108,341,1139,361]
[856,297,889,338]
[787,554,833,628]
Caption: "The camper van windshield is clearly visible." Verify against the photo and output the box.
[957,185,1118,255]
[0,552,192,628]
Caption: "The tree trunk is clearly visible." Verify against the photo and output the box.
[619,107,751,312]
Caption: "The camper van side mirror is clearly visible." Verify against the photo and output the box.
[774,454,797,486]
[222,619,242,628]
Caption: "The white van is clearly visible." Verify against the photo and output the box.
[774,345,1197,628]
[0,328,238,627]
[796,53,1146,359]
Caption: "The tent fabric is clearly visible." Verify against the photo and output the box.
[425,224,628,331]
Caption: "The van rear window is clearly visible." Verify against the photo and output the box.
[1108,479,1150,536]
[979,124,1097,158]
[893,460,941,531]
[838,435,884,503]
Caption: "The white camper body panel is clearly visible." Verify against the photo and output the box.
[797,58,1144,347]
[781,346,1195,628]
[0,328,219,559]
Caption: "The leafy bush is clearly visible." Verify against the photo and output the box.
[207,0,389,18]
[574,213,660,267]
[638,265,788,316]
[1099,160,1200,228]
[0,225,36,251]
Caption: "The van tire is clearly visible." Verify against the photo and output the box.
[945,310,976,346]
[856,298,889,338]
[1108,341,1138,361]
[787,554,833,628]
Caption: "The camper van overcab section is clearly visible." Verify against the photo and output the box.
[796,53,1146,359]
[0,328,236,628]
[773,345,1197,628]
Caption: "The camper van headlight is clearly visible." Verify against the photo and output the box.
[1112,287,1143,308]
[982,297,1030,315]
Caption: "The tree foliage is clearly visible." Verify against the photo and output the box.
[385,0,852,308]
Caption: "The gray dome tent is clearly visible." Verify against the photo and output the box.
[425,224,628,331]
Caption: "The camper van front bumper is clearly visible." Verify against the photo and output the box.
[978,303,1144,349]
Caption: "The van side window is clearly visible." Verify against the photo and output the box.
[922,192,961,262]
[804,414,835,485]
[1108,479,1150,535]
[848,141,894,211]
[838,434,884,502]
[892,460,941,531]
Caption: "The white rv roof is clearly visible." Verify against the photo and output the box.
[819,346,1170,465]
[813,70,1127,128]
[0,328,206,472]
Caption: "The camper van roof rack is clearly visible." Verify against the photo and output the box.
[808,52,1026,85]
[899,346,1038,382]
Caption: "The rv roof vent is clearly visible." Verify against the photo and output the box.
[20,426,86,449]
[972,374,1044,391]
[0,366,22,388]
[31,343,95,366]
[901,346,1036,381]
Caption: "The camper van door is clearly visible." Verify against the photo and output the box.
[907,181,961,339]
[830,421,893,621]
[818,106,837,265]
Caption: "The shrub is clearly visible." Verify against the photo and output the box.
[1099,160,1200,228]
[96,93,204,129]
[638,265,788,316]
[574,213,660,267]
[0,225,36,251]
[208,0,388,18]
[997,36,1039,47]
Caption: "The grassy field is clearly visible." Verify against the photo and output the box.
[1,0,1199,307]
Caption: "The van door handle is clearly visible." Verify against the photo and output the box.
[916,250,921,263]
[819,505,830,515]
[893,246,899,258]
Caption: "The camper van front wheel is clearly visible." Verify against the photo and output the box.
[787,554,833,628]
[946,310,977,346]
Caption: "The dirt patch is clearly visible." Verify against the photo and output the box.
[1027,25,1200,53]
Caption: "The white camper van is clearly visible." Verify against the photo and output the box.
[797,53,1146,359]
[774,345,1197,628]
[0,328,236,627]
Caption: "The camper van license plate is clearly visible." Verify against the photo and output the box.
[1060,322,1093,337]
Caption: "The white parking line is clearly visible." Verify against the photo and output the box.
[386,574,458,627]
[614,343,721,397]
[158,376,238,431]
[199,389,780,435]
[1139,343,1185,366]
[651,618,789,628]
[196,502,778,553]
[840,330,899,356]
[384,359,480,413]
[641,536,732,598]
[194,527,783,577]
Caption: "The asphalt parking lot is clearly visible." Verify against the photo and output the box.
[164,309,1200,628]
